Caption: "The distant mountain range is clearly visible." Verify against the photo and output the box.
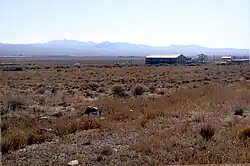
[0,40,249,57]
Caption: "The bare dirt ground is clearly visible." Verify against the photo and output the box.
[1,63,250,165]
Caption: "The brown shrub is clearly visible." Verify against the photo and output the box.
[78,117,102,130]
[233,108,244,116]
[37,87,46,94]
[140,118,148,128]
[132,84,149,96]
[27,133,47,145]
[111,84,126,97]
[101,146,113,156]
[238,127,250,140]
[199,123,215,141]
[54,120,78,137]
[88,82,99,91]
[145,110,165,120]
[1,130,27,154]
[0,105,9,115]
[55,117,102,137]
[0,121,8,132]
[149,85,156,93]
[4,95,26,111]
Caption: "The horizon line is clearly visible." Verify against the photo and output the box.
[0,39,249,50]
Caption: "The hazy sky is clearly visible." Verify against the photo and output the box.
[0,0,249,48]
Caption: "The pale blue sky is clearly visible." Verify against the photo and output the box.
[0,0,249,48]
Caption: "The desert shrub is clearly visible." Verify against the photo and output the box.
[27,133,46,145]
[98,88,105,93]
[37,86,57,95]
[0,122,8,132]
[37,87,46,94]
[111,84,126,97]
[238,127,250,140]
[140,118,148,128]
[199,123,215,141]
[88,82,99,91]
[55,120,78,137]
[157,89,165,95]
[79,118,102,130]
[28,66,41,70]
[50,86,58,94]
[0,105,9,115]
[101,146,113,156]
[149,85,156,93]
[37,96,46,104]
[132,84,149,96]
[3,66,23,71]
[5,95,26,111]
[192,112,205,123]
[1,131,27,154]
[233,108,244,116]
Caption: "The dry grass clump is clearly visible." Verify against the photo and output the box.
[199,123,215,141]
[238,127,250,140]
[135,135,166,155]
[101,146,113,156]
[54,117,102,137]
[37,86,57,95]
[1,131,27,154]
[149,85,156,93]
[132,84,149,96]
[1,114,104,154]
[111,84,126,97]
[4,95,27,111]
[27,133,47,145]
[0,105,9,115]
[87,82,99,91]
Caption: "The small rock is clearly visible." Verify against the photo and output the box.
[39,116,50,120]
[84,106,101,116]
[129,109,133,112]
[68,160,79,166]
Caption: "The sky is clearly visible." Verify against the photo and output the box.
[0,0,249,49]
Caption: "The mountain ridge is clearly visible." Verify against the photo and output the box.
[0,40,249,56]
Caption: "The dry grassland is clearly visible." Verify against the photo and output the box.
[1,64,250,165]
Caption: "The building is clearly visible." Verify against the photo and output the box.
[196,54,208,63]
[221,56,232,62]
[145,54,186,65]
[230,59,250,64]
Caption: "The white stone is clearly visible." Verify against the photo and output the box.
[68,160,79,166]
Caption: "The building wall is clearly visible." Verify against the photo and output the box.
[145,55,186,65]
[176,55,186,64]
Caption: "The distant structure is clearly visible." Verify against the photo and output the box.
[145,54,186,65]
[220,55,250,65]
[230,58,250,64]
[73,63,81,68]
[113,61,129,67]
[221,56,232,62]
[196,54,208,63]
